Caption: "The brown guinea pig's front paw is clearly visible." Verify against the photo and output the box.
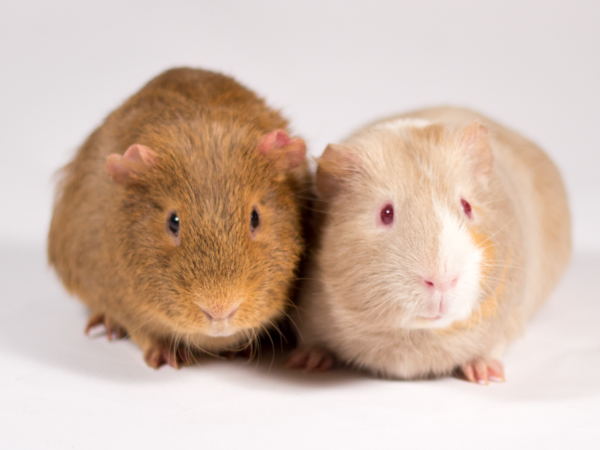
[143,342,191,370]
[85,312,127,341]
[286,348,334,372]
[456,359,505,385]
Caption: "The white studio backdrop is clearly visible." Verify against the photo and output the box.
[0,0,598,252]
[2,3,600,450]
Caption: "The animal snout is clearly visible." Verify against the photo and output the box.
[420,275,459,292]
[201,305,239,322]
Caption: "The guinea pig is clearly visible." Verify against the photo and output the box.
[288,106,571,383]
[48,67,309,369]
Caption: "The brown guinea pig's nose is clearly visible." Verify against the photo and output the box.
[201,306,238,322]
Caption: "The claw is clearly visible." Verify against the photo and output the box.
[115,327,126,339]
[486,359,505,382]
[143,342,189,369]
[85,313,127,341]
[458,359,505,385]
[286,348,333,372]
[85,313,105,335]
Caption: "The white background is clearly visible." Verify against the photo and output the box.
[1,1,599,449]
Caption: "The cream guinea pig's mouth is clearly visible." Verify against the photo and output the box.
[418,314,443,321]
[409,312,461,330]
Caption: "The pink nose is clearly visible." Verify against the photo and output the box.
[201,306,238,322]
[421,276,459,291]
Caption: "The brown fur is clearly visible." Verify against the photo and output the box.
[295,107,571,380]
[48,68,310,367]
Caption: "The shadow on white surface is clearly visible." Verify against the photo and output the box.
[1,243,599,395]
[495,252,600,400]
[0,243,366,388]
[1,243,599,449]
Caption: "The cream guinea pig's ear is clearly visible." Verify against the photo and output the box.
[256,129,306,171]
[316,144,362,201]
[460,122,493,185]
[106,144,158,185]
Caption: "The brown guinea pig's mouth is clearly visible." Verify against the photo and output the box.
[197,303,241,337]
[204,320,238,337]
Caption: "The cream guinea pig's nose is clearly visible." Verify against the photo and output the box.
[201,305,239,322]
[421,276,459,292]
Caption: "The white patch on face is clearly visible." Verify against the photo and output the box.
[206,323,236,337]
[412,203,483,329]
[375,118,432,132]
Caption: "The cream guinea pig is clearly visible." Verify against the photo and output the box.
[288,106,571,383]
[48,68,309,369]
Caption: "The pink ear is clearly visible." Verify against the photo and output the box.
[257,129,306,171]
[316,144,361,201]
[106,144,158,185]
[460,122,493,183]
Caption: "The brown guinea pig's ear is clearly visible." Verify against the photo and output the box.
[256,129,306,171]
[106,144,158,185]
[316,144,362,201]
[460,122,493,185]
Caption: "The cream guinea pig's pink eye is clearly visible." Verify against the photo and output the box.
[461,198,473,219]
[380,204,394,226]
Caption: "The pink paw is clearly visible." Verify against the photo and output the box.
[85,313,127,341]
[286,348,334,372]
[457,359,505,385]
[143,343,189,370]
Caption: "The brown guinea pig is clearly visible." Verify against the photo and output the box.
[288,106,571,383]
[48,68,310,369]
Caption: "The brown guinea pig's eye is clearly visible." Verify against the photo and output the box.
[167,213,180,236]
[250,207,260,234]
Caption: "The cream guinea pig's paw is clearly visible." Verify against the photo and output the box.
[455,359,505,385]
